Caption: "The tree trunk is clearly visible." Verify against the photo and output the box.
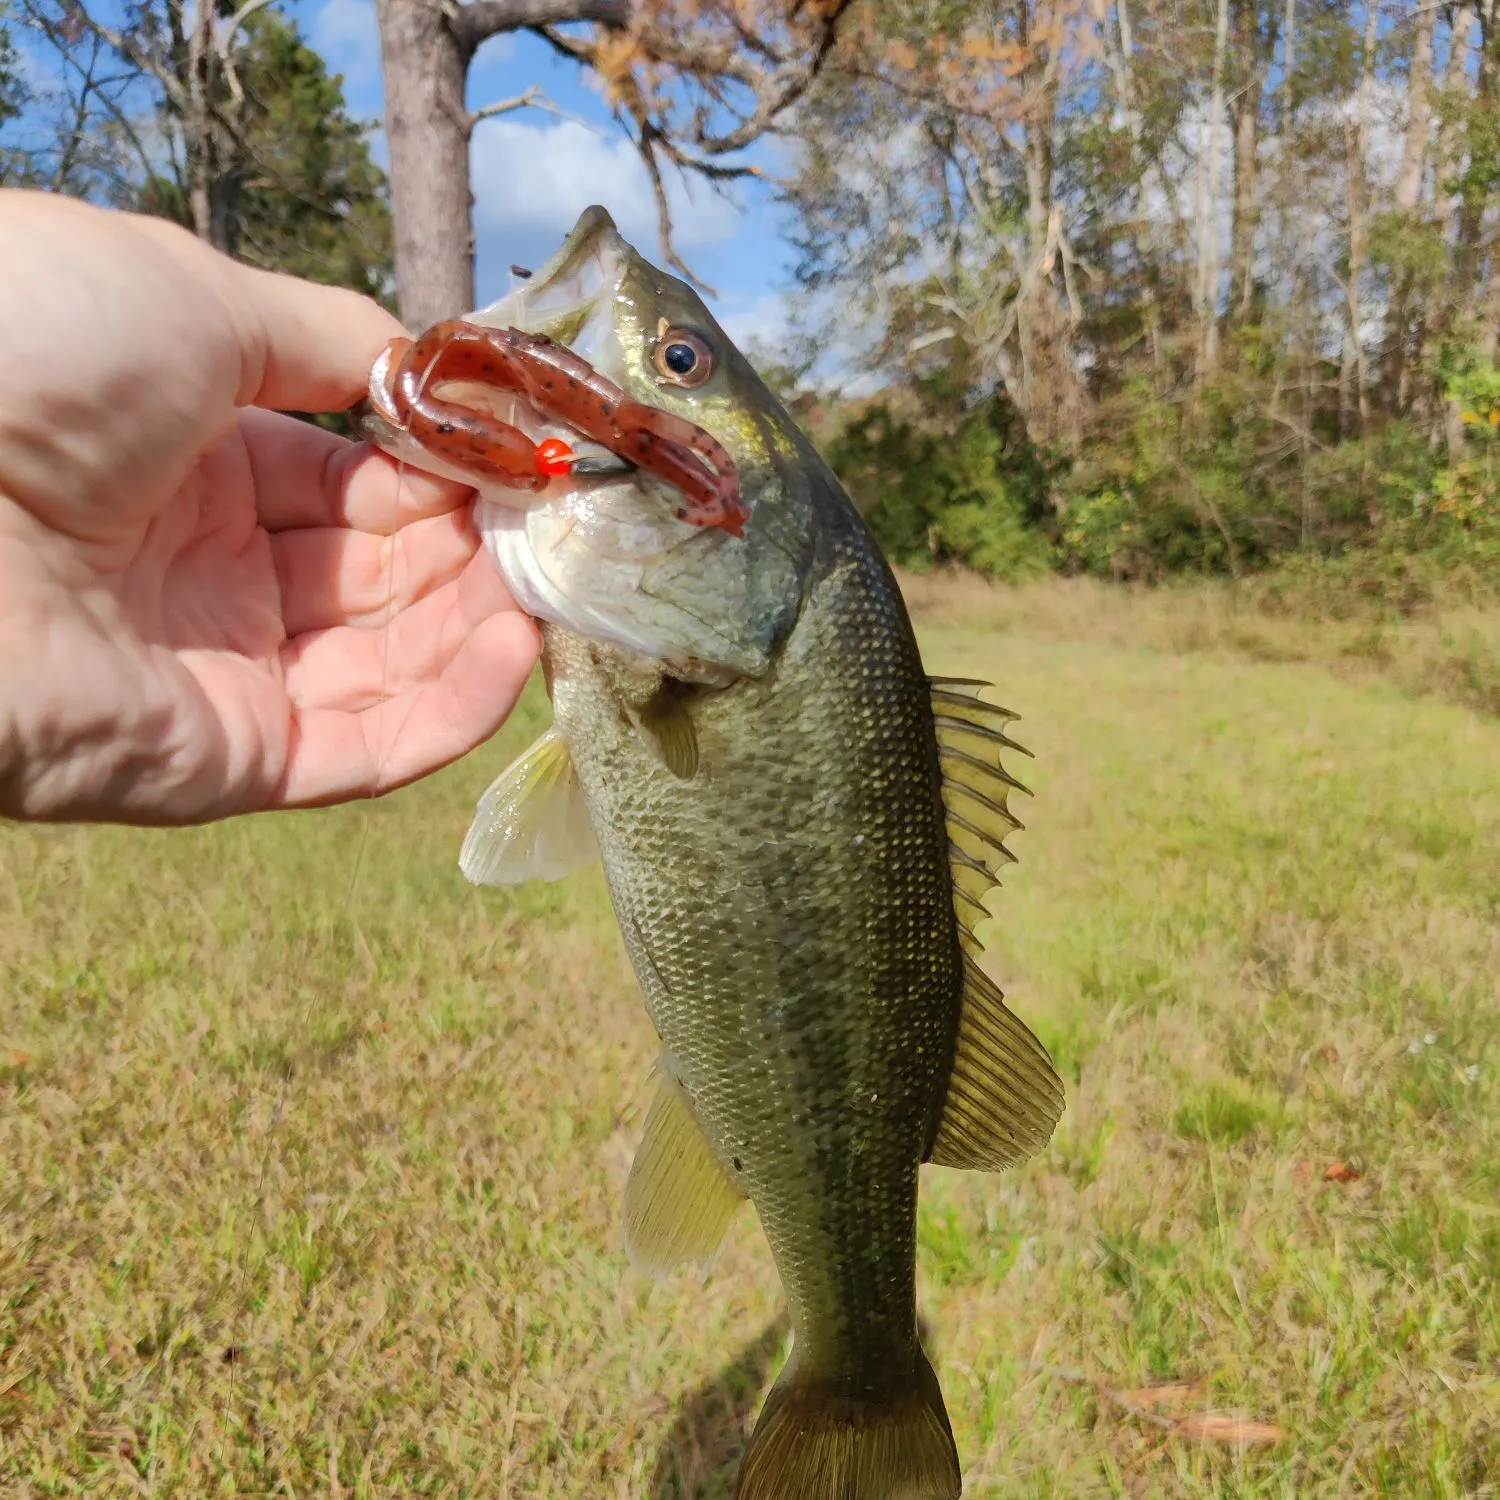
[1197,0,1230,375]
[1013,1,1082,454]
[1455,0,1494,296]
[178,0,244,257]
[1387,0,1435,412]
[375,0,475,327]
[1395,1,1435,212]
[1344,0,1377,449]
[1230,84,1259,321]
[1416,4,1471,440]
[1432,6,1470,252]
[1107,0,1167,391]
[1229,0,1265,323]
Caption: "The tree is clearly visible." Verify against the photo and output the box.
[10,0,391,295]
[782,1,1099,454]
[0,5,23,157]
[372,0,853,327]
[137,10,393,298]
[772,1,1500,575]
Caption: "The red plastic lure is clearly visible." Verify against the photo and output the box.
[368,321,746,536]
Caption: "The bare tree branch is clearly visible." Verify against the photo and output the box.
[64,6,188,109]
[529,1,851,278]
[469,82,607,133]
[219,0,276,57]
[50,28,103,190]
[450,0,627,55]
[469,83,542,123]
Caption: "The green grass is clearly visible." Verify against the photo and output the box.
[2,579,1497,1497]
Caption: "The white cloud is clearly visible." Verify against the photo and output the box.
[470,117,743,267]
[312,0,380,86]
[471,33,516,66]
[717,292,793,352]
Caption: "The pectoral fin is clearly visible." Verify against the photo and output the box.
[458,728,598,887]
[928,957,1064,1170]
[632,688,700,779]
[623,1066,745,1276]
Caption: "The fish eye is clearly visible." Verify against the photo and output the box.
[652,327,714,388]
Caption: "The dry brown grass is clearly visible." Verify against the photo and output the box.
[1,580,1497,1496]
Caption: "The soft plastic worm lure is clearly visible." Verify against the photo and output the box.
[368,321,747,536]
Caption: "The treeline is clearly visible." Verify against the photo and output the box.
[0,0,392,298]
[2,0,1496,591]
[782,1,1500,588]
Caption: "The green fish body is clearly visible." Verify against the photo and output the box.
[367,208,1064,1499]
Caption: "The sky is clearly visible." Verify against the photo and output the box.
[291,0,801,351]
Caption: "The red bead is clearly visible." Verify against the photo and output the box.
[535,437,575,477]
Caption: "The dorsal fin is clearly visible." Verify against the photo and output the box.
[929,958,1064,1169]
[930,676,1030,956]
[928,677,1064,1168]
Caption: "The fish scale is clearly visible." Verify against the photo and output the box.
[547,513,960,1402]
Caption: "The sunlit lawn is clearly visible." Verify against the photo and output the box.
[2,578,1496,1497]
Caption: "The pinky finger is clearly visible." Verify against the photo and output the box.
[271,610,541,807]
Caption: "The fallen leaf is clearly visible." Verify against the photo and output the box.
[1320,1044,1340,1064]
[1114,1382,1205,1413]
[1324,1161,1361,1182]
[1173,1412,1288,1448]
[1292,1160,1313,1181]
[5,1050,30,1068]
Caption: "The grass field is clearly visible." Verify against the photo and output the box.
[2,576,1496,1498]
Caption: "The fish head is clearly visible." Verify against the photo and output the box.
[377,207,821,681]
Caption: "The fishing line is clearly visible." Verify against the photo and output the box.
[216,353,439,1479]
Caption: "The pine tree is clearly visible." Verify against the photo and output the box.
[133,9,392,299]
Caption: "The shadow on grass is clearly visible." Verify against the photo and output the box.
[645,1317,942,1497]
[648,1317,788,1500]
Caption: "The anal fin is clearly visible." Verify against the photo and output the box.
[458,728,598,887]
[928,958,1064,1171]
[623,1066,744,1276]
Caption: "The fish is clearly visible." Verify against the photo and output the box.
[361,207,1065,1500]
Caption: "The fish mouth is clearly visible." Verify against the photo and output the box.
[569,452,636,476]
[357,207,637,490]
[468,205,628,371]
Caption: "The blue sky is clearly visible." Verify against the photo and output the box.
[289,0,800,349]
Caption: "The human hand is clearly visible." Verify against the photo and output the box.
[0,191,539,825]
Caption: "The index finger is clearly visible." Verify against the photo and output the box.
[126,211,407,415]
[231,262,406,414]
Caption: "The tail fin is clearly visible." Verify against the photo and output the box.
[735,1346,961,1500]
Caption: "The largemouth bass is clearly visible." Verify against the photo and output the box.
[364,208,1064,1499]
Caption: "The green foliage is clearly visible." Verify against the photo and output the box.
[136,9,392,300]
[0,6,19,125]
[824,394,1055,581]
[809,352,1500,597]
[0,1,25,183]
